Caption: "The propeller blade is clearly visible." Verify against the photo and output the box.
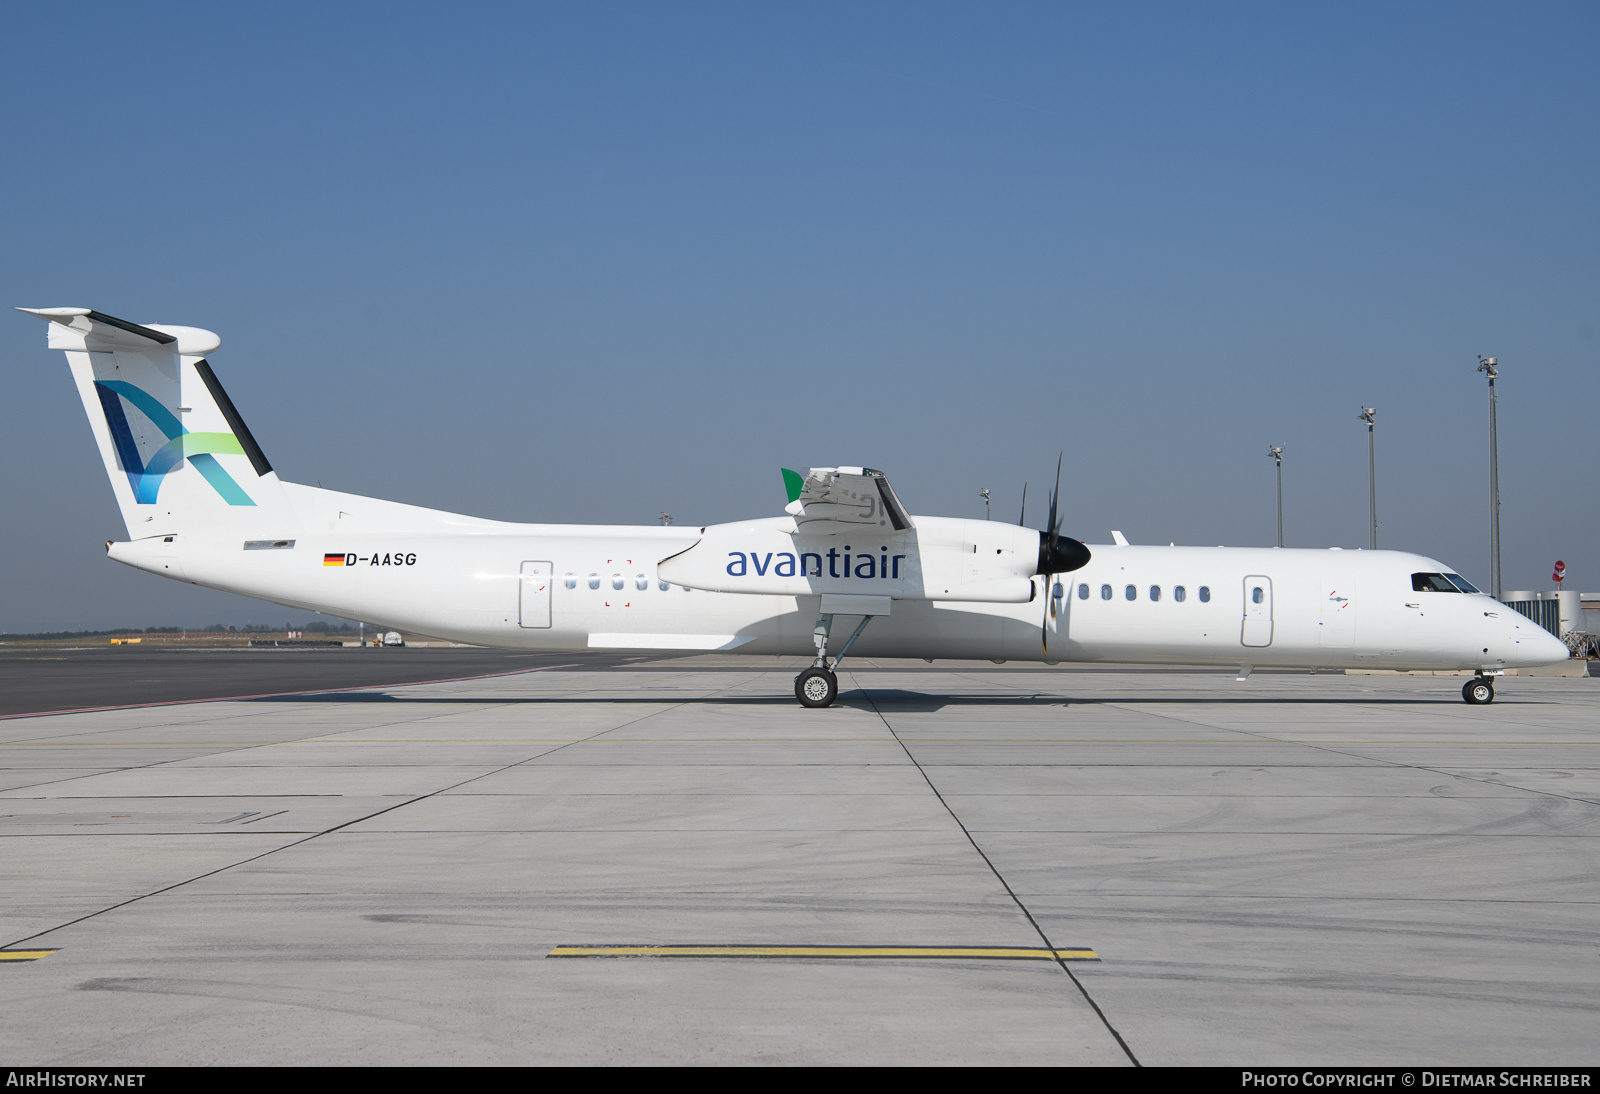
[1018,483,1027,527]
[1036,453,1086,654]
[1047,453,1062,536]
[1031,452,1090,578]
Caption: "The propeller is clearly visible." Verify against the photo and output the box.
[1033,454,1092,651]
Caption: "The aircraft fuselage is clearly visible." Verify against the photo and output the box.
[109,529,1561,674]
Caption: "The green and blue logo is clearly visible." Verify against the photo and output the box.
[94,381,254,506]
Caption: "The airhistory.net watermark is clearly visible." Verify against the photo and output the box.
[5,1075,145,1088]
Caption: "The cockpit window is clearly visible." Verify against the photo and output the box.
[1445,574,1479,593]
[1412,573,1462,592]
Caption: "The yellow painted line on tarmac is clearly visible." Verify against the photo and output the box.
[548,945,1098,961]
[0,950,57,962]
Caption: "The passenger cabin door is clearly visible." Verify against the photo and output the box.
[1241,575,1273,647]
[519,560,553,629]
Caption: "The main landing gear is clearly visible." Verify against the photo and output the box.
[1463,676,1495,705]
[793,612,875,708]
[795,667,837,707]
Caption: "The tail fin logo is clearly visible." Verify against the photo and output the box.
[93,381,255,506]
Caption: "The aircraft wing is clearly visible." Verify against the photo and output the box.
[782,466,914,536]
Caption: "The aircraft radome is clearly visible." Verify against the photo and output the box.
[22,307,1570,707]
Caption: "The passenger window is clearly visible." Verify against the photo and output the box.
[1174,585,1186,602]
[1101,584,1112,600]
[1149,585,1161,602]
[1078,583,1089,600]
[1125,584,1137,601]
[611,574,624,590]
[1052,582,1064,600]
[659,580,670,592]
[564,574,577,590]
[1198,586,1210,603]
[635,575,648,591]
[1252,586,1264,604]
[587,574,600,590]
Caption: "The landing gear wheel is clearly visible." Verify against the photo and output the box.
[795,668,838,708]
[1463,678,1494,705]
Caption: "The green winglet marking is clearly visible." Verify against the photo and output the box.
[781,468,804,504]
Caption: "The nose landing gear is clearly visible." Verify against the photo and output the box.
[1463,677,1495,705]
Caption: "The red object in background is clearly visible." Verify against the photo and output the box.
[1554,560,1566,574]
[1553,573,1563,584]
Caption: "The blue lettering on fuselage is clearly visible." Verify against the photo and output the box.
[730,548,904,580]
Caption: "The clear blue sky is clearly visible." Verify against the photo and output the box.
[3,1,1596,630]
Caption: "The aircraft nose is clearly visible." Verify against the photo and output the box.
[1536,628,1571,666]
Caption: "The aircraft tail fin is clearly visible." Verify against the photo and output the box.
[21,307,300,541]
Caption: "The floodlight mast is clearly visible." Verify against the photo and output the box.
[1477,356,1501,598]
[1267,445,1285,547]
[980,488,991,521]
[1358,407,1377,550]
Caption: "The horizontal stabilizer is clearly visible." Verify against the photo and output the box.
[18,307,221,355]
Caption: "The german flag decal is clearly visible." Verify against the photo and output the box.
[324,553,350,567]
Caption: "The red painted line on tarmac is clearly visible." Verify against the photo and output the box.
[0,663,585,721]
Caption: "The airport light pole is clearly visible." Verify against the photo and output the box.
[980,488,991,521]
[1359,407,1377,550]
[1268,445,1284,547]
[1477,356,1501,598]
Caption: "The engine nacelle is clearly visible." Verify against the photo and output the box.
[658,516,1043,603]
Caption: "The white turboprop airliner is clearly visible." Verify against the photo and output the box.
[24,307,1569,707]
